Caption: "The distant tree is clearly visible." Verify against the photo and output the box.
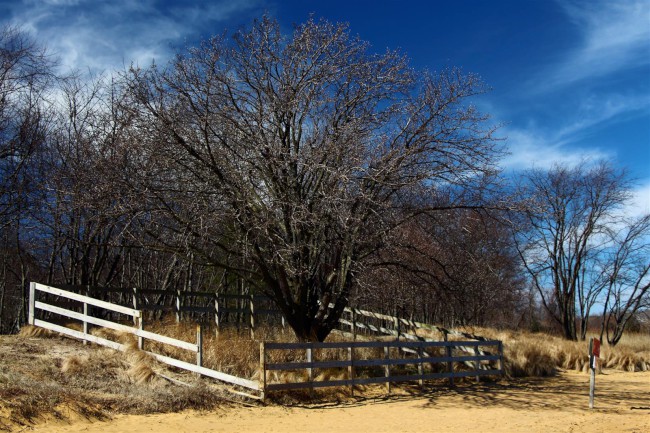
[514,161,632,341]
[599,214,650,346]
[0,25,54,227]
[358,204,525,328]
[125,17,501,341]
[0,25,54,332]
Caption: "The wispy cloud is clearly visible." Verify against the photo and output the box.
[1,0,263,73]
[626,181,650,219]
[501,127,612,171]
[502,0,650,177]
[546,0,650,89]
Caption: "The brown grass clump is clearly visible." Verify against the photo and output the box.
[61,356,85,375]
[127,363,157,384]
[18,325,54,339]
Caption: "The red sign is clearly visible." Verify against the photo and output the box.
[592,338,601,358]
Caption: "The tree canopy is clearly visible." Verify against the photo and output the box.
[124,17,501,341]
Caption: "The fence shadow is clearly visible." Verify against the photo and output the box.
[280,371,648,414]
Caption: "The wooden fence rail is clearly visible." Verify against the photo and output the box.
[31,283,505,402]
[49,285,285,339]
[45,286,490,351]
[28,283,260,394]
[260,339,503,398]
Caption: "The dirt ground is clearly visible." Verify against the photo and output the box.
[27,369,650,433]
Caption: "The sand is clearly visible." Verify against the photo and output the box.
[29,369,649,433]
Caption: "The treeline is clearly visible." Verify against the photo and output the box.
[1,21,647,342]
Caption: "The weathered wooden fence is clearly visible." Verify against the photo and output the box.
[29,282,504,401]
[42,285,285,339]
[41,285,491,347]
[28,283,260,396]
[260,339,503,398]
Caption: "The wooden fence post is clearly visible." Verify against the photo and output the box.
[214,294,220,339]
[250,294,255,340]
[444,332,454,387]
[196,324,203,369]
[394,316,400,341]
[132,287,139,326]
[351,309,356,341]
[28,282,35,325]
[83,287,89,345]
[259,342,266,401]
[384,344,391,394]
[175,290,181,323]
[497,341,504,375]
[474,345,481,383]
[417,343,424,388]
[348,345,355,396]
[138,315,144,350]
[307,345,314,398]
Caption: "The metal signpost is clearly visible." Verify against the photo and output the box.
[589,337,600,409]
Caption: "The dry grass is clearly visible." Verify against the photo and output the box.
[138,319,650,383]
[0,329,235,431]
[5,319,648,429]
[457,327,650,377]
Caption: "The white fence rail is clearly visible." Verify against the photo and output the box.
[28,282,259,394]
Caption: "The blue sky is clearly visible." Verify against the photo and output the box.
[2,0,648,215]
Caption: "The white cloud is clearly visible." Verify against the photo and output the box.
[2,0,263,74]
[625,181,650,220]
[547,0,650,88]
[500,0,650,175]
[502,127,612,171]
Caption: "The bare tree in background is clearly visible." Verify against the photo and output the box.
[515,162,632,341]
[599,214,650,346]
[0,25,54,332]
[0,25,53,224]
[125,17,501,341]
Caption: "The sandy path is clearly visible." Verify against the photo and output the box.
[32,370,650,433]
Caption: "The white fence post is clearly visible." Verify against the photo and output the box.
[28,282,36,325]
[196,324,203,369]
[176,290,181,323]
[132,287,139,326]
[83,286,89,345]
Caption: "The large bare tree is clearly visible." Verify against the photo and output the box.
[125,17,500,341]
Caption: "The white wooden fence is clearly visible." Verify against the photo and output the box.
[28,283,260,395]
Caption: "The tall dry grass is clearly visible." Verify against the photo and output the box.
[458,327,650,377]
[132,318,650,382]
[1,326,234,430]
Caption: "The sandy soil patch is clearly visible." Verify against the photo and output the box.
[30,369,649,433]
